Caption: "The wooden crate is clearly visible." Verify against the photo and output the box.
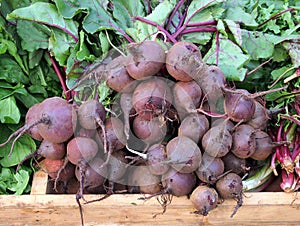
[0,171,299,226]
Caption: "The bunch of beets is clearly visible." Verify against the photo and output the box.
[0,40,286,217]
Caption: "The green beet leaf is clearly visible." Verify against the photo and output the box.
[7,2,79,41]
[203,35,250,81]
[0,96,21,124]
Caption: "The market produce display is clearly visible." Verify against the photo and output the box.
[0,0,299,225]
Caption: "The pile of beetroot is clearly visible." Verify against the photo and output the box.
[0,40,290,218]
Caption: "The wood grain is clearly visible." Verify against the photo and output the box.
[0,171,299,225]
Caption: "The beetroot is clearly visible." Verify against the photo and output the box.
[247,101,269,130]
[127,165,161,194]
[38,140,65,160]
[67,137,98,165]
[173,80,202,116]
[190,185,218,216]
[201,120,232,158]
[166,136,202,173]
[77,100,106,130]
[75,157,107,193]
[25,103,43,141]
[231,124,256,159]
[216,172,243,217]
[42,158,75,182]
[250,130,285,161]
[132,115,167,145]
[146,143,170,175]
[166,41,205,81]
[125,40,166,80]
[222,152,247,175]
[0,97,76,155]
[105,55,135,92]
[162,168,196,196]
[178,113,209,144]
[197,65,226,107]
[97,117,126,153]
[216,172,243,198]
[196,153,224,184]
[132,77,172,119]
[37,97,77,143]
[223,88,256,123]
[106,150,128,182]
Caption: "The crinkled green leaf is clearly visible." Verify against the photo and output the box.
[9,167,31,195]
[54,0,118,34]
[16,20,50,52]
[0,165,31,195]
[241,30,276,60]
[49,28,76,66]
[217,20,227,37]
[182,32,212,46]
[99,31,110,57]
[14,92,41,108]
[76,31,96,61]
[113,0,145,17]
[0,55,29,84]
[271,66,295,81]
[0,133,36,167]
[0,86,27,102]
[204,35,250,81]
[224,19,242,46]
[28,50,44,69]
[112,0,145,31]
[0,38,28,74]
[128,0,176,41]
[273,45,289,62]
[7,2,79,41]
[185,0,225,22]
[225,6,258,27]
[0,96,20,124]
[283,42,300,67]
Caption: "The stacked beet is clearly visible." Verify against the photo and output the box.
[0,40,285,217]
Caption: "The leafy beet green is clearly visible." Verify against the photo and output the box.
[0,0,299,196]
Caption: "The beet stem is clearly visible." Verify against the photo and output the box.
[48,53,71,101]
[258,7,295,27]
[133,16,177,43]
[172,0,218,39]
[165,0,187,30]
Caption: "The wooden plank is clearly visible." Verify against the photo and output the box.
[0,193,299,225]
[30,170,48,195]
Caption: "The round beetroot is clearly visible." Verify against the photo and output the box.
[178,113,209,144]
[173,80,202,116]
[146,143,170,175]
[105,55,135,92]
[132,77,172,119]
[127,165,161,194]
[37,97,77,143]
[125,40,166,80]
[67,137,98,165]
[132,115,167,144]
[166,42,205,81]
[162,168,197,196]
[231,124,256,159]
[77,99,106,130]
[190,185,218,216]
[38,140,65,160]
[166,136,202,173]
[25,103,43,141]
